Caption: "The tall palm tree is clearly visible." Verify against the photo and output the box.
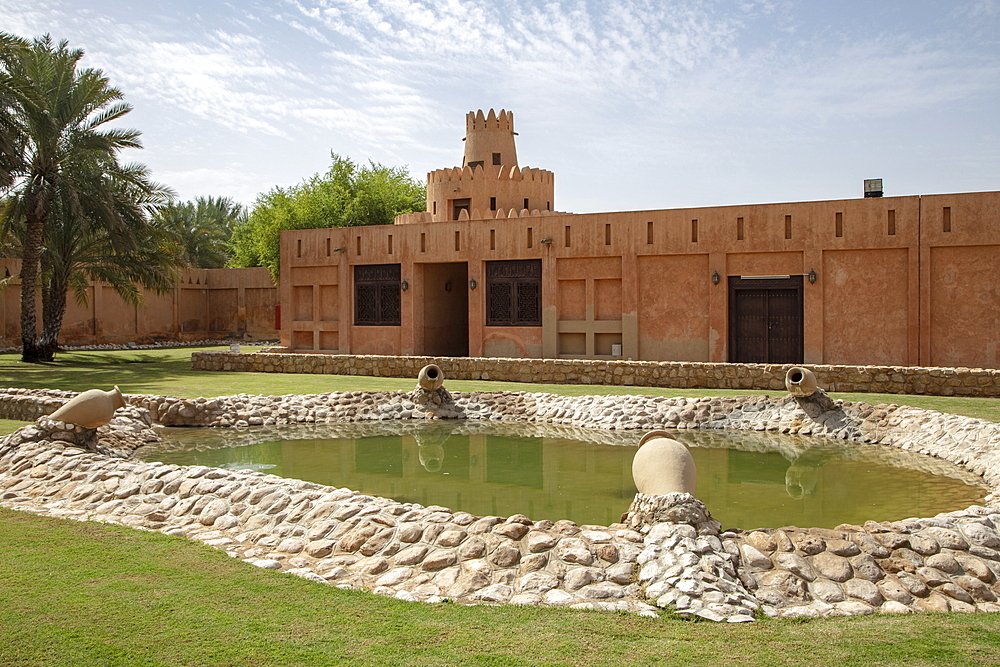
[0,33,29,190]
[155,196,243,268]
[0,34,143,362]
[37,159,181,360]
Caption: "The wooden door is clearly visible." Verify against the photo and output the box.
[728,276,803,363]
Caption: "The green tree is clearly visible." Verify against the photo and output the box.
[34,159,181,359]
[155,196,244,268]
[0,33,29,190]
[230,153,425,279]
[0,34,162,362]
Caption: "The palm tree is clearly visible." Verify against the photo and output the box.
[36,158,182,360]
[0,33,29,190]
[155,196,243,268]
[0,35,147,362]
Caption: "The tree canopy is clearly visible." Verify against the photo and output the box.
[230,154,425,278]
[0,33,179,361]
[155,196,244,269]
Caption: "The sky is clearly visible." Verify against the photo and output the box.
[3,0,999,213]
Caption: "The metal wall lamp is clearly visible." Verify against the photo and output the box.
[808,269,817,284]
[469,278,477,290]
[711,271,720,285]
[401,280,409,291]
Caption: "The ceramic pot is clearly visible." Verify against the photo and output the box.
[48,386,126,428]
[631,430,697,496]
[785,366,819,397]
[417,364,445,391]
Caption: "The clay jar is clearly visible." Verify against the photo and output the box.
[48,386,126,428]
[631,430,697,496]
[417,364,445,392]
[785,366,819,397]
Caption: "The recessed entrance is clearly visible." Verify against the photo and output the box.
[728,275,803,363]
[422,262,469,357]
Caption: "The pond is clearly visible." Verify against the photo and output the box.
[137,421,988,530]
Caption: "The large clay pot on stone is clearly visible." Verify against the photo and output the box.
[48,386,126,428]
[631,431,697,496]
[417,364,445,392]
[785,366,819,397]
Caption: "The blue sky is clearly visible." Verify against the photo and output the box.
[3,0,998,213]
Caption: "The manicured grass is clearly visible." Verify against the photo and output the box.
[2,347,1000,665]
[1,507,998,667]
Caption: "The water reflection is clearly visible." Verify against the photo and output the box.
[138,421,988,530]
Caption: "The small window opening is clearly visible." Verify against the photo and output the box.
[888,210,896,236]
[420,232,426,253]
[565,225,572,247]
[605,223,612,245]
[546,201,551,211]
[433,201,437,215]
[835,212,843,238]
[646,221,653,244]
[297,239,302,257]
[527,227,533,248]
[490,196,496,211]
[492,152,501,165]
[326,237,331,256]
[524,198,529,210]
[737,217,744,241]
[943,207,951,232]
[356,236,361,256]
[455,230,461,251]
[388,234,393,254]
[691,219,698,243]
[784,215,792,240]
[490,229,496,250]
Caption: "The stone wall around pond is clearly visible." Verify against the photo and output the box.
[192,351,1000,398]
[2,385,1000,621]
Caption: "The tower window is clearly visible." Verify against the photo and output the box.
[524,198,530,210]
[490,196,496,211]
[492,152,501,165]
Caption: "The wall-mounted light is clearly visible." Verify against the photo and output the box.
[711,271,720,285]
[469,278,477,290]
[333,246,346,252]
[401,280,409,291]
[453,188,460,192]
[444,280,452,292]
[540,237,552,244]
[808,269,817,284]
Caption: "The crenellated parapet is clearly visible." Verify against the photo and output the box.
[427,164,554,185]
[466,108,514,133]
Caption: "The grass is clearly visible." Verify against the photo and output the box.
[1,507,998,667]
[2,345,1000,665]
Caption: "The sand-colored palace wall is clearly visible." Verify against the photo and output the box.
[0,261,278,347]
[278,190,1000,369]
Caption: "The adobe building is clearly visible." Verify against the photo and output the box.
[279,109,1000,369]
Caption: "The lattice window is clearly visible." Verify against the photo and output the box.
[486,260,541,326]
[354,264,401,326]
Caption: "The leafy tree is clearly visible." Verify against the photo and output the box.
[0,34,164,362]
[155,196,244,268]
[34,159,181,359]
[0,33,29,190]
[230,153,425,279]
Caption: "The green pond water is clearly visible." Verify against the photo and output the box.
[138,422,988,530]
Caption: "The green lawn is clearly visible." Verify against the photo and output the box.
[1,346,999,666]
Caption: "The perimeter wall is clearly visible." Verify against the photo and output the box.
[0,261,278,347]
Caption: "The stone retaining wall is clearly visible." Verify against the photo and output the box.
[192,352,1000,397]
[2,385,1000,621]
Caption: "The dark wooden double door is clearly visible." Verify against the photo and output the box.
[728,275,803,364]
